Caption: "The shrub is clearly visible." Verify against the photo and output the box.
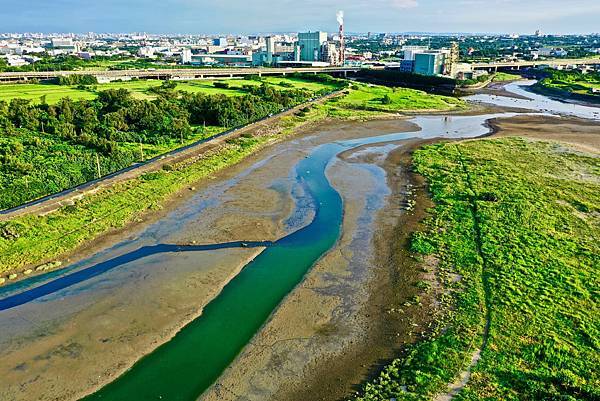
[213,81,230,89]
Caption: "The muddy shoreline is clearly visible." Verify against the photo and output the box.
[277,115,599,401]
[276,138,443,401]
[3,78,597,401]
[0,116,420,401]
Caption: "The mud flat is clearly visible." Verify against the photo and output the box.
[487,114,600,153]
[200,108,599,400]
[4,88,595,401]
[0,117,418,401]
[200,133,442,401]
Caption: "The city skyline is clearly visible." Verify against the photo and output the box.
[3,0,600,35]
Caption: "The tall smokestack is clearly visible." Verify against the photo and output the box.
[337,10,344,65]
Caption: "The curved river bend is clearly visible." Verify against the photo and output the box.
[0,81,597,401]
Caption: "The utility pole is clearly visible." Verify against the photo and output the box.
[139,139,144,161]
[95,153,101,179]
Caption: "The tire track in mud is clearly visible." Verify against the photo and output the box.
[434,146,492,401]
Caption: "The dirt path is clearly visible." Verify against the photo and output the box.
[433,147,492,401]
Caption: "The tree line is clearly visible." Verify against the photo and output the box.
[0,81,314,209]
[0,81,311,153]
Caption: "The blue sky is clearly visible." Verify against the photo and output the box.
[3,0,599,34]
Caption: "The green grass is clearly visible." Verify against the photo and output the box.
[492,72,519,82]
[0,77,341,104]
[356,137,599,401]
[0,83,98,103]
[0,136,267,274]
[538,70,600,96]
[336,82,465,113]
[543,80,600,94]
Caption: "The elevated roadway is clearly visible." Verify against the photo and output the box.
[0,66,367,82]
[472,58,600,70]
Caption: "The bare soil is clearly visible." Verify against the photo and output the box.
[487,114,600,154]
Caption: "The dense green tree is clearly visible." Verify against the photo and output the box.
[0,82,315,210]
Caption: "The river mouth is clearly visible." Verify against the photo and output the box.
[1,82,597,401]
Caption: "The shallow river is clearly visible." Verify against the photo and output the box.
[0,81,596,400]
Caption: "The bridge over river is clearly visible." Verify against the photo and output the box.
[472,57,600,71]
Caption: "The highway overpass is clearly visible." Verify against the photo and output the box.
[0,66,367,82]
[472,58,600,71]
[1,58,597,83]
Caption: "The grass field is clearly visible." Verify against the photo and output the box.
[0,76,340,104]
[492,72,519,82]
[538,70,600,96]
[543,79,600,94]
[357,137,599,400]
[0,83,98,103]
[335,82,465,112]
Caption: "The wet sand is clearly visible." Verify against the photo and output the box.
[0,248,264,401]
[487,114,600,154]
[0,117,419,401]
[200,134,444,401]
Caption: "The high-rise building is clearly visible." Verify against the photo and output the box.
[445,42,459,76]
[298,31,327,61]
[321,42,339,65]
[181,48,192,64]
[213,37,228,47]
[414,52,445,76]
[402,45,429,61]
[265,36,274,64]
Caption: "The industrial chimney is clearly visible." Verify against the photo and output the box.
[337,11,345,65]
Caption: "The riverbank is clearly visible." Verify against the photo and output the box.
[200,110,599,401]
[529,82,600,106]
[355,118,599,400]
[0,83,467,283]
[529,68,600,106]
[200,123,434,401]
[0,112,449,401]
